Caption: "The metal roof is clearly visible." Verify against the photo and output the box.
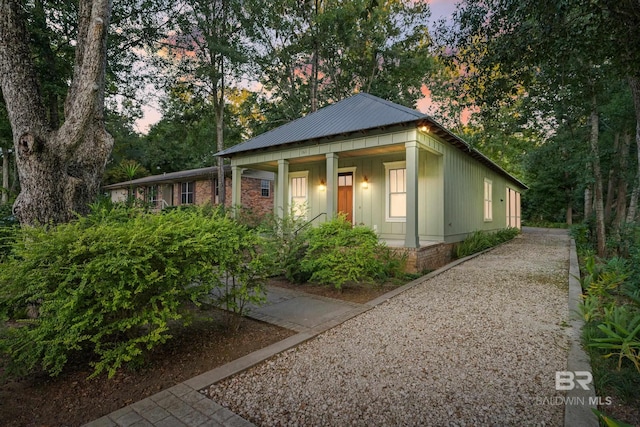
[217,93,426,157]
[103,166,275,191]
[217,92,527,190]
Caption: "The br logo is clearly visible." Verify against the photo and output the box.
[555,371,592,391]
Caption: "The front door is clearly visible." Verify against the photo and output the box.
[338,172,353,223]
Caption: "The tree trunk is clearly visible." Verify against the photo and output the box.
[0,0,114,225]
[613,131,631,231]
[1,147,8,204]
[216,100,226,206]
[584,186,593,220]
[309,0,319,113]
[626,76,640,223]
[604,133,619,223]
[589,103,606,258]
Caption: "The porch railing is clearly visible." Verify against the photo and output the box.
[294,212,326,235]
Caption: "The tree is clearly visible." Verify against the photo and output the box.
[156,0,249,206]
[1,96,13,204]
[0,1,113,225]
[243,0,434,126]
[441,0,640,256]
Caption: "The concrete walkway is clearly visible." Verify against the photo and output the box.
[84,228,592,427]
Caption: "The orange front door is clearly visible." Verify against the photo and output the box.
[338,173,353,223]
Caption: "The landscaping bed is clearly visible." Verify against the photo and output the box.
[0,272,412,427]
[0,308,293,427]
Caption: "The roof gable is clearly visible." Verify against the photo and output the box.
[217,93,426,157]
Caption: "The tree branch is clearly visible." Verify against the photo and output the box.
[0,0,49,141]
[57,0,112,154]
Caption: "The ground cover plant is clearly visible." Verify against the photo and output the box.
[0,204,269,380]
[454,227,520,258]
[573,224,640,425]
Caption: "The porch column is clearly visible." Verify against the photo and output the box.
[276,159,289,218]
[326,153,338,220]
[405,141,420,248]
[231,166,242,214]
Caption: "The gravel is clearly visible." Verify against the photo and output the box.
[204,231,571,426]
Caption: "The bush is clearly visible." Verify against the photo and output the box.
[454,227,520,258]
[296,216,405,289]
[259,208,313,283]
[0,205,268,378]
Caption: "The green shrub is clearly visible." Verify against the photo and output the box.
[297,216,405,289]
[0,206,268,378]
[589,305,640,372]
[259,208,313,283]
[454,227,520,258]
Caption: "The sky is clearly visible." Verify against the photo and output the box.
[133,0,460,134]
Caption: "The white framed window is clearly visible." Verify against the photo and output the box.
[384,161,406,222]
[289,171,308,217]
[261,179,270,197]
[484,178,493,221]
[181,181,194,205]
[148,185,159,206]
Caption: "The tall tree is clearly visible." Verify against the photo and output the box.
[441,0,639,256]
[1,96,12,204]
[0,1,113,225]
[157,0,249,205]
[243,0,434,126]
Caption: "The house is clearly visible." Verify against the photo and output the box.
[217,93,526,272]
[103,165,274,217]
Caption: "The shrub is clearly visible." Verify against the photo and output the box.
[0,205,268,378]
[589,305,640,372]
[297,216,405,289]
[454,227,520,258]
[259,208,313,283]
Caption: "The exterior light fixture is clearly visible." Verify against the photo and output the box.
[362,176,369,189]
[319,179,326,191]
[419,125,429,133]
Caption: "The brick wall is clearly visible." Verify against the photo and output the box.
[392,242,456,274]
[168,177,273,218]
[232,177,274,217]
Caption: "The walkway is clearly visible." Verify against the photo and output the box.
[85,228,592,427]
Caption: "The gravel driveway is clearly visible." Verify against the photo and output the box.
[205,230,571,426]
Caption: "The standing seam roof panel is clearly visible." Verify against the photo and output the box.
[217,93,426,156]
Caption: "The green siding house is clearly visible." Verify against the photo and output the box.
[218,93,526,271]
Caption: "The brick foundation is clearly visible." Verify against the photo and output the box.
[392,242,456,273]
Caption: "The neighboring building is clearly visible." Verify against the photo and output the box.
[217,93,526,271]
[103,165,274,217]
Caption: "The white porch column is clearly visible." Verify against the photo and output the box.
[231,166,242,214]
[405,141,420,248]
[276,159,289,218]
[326,153,338,219]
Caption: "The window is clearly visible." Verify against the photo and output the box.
[148,185,158,207]
[213,178,220,204]
[384,161,406,221]
[289,172,308,217]
[261,179,270,197]
[484,178,493,221]
[506,188,521,228]
[181,182,194,205]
